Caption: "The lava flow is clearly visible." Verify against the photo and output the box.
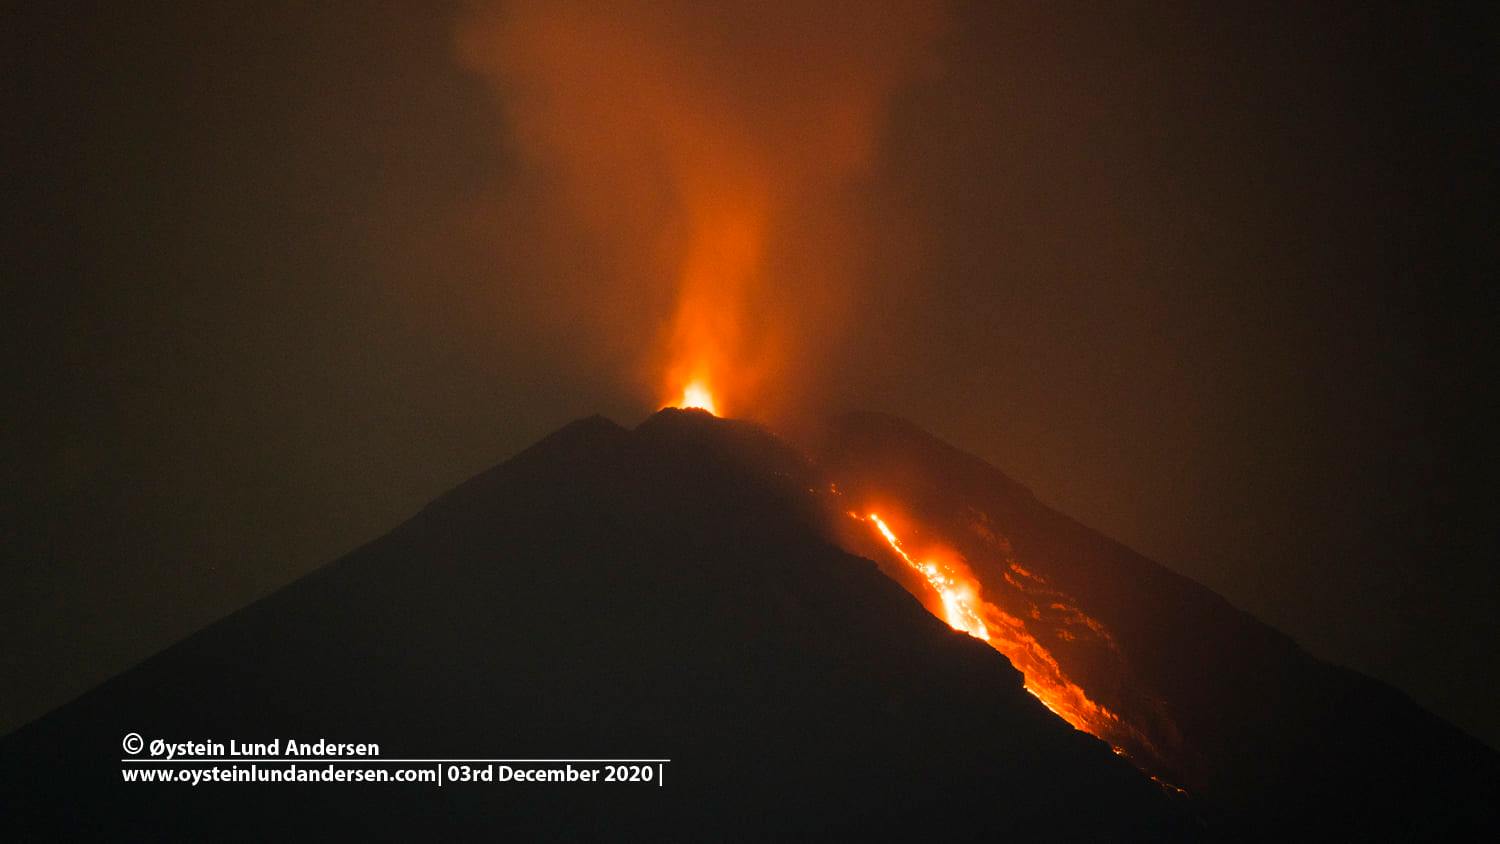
[864,514,991,641]
[850,511,1124,743]
[663,383,1140,767]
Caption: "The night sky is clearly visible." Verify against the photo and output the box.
[5,1,1495,748]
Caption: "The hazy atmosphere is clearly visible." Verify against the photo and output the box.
[5,0,1494,754]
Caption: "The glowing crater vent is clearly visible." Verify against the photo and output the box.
[675,382,718,415]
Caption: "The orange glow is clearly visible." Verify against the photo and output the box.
[865,513,990,641]
[459,3,944,423]
[674,381,719,415]
[853,511,1123,741]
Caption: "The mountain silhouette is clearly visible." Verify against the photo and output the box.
[2,409,1195,840]
[5,408,1494,839]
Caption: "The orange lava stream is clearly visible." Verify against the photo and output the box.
[866,514,991,641]
[853,512,1123,742]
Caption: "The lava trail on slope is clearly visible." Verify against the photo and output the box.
[815,411,1499,839]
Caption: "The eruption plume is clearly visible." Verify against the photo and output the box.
[457,1,943,418]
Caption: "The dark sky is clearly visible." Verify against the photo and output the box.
[4,0,1495,748]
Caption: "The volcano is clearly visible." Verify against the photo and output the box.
[3,409,1495,839]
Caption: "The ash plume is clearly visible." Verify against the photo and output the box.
[456,1,943,419]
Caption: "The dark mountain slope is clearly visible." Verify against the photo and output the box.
[819,411,1499,840]
[2,410,1193,840]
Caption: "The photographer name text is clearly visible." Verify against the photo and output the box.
[140,738,379,759]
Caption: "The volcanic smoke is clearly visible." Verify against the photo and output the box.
[458,1,943,420]
[456,0,1151,766]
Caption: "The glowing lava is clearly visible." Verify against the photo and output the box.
[852,511,1124,743]
[673,381,719,415]
[865,514,991,641]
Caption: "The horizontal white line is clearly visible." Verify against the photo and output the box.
[121,758,671,763]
